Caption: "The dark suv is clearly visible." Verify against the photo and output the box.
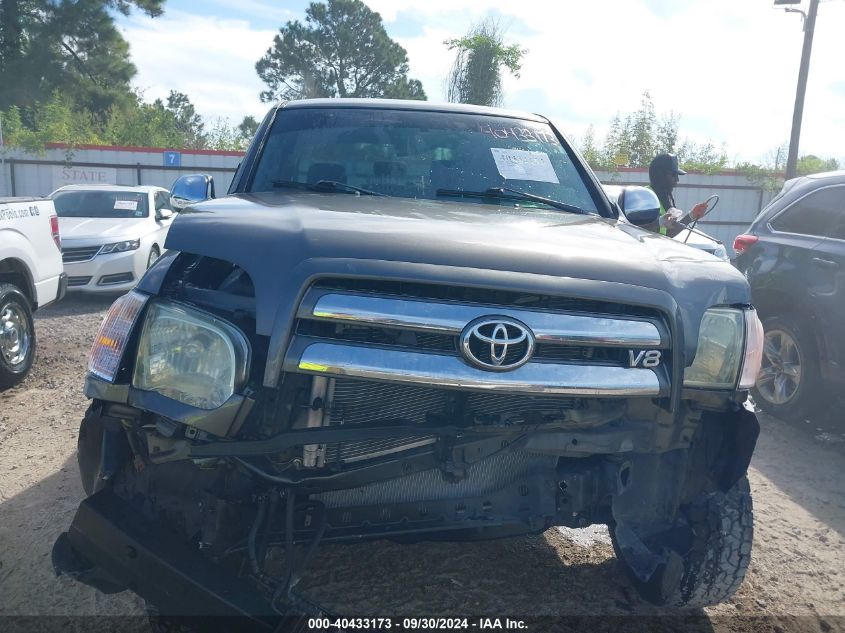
[734,170,845,420]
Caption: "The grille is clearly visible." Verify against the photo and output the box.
[298,317,626,366]
[329,379,447,426]
[298,320,456,353]
[533,344,625,364]
[311,278,660,318]
[62,246,101,263]
[316,450,558,508]
[287,279,670,415]
[321,379,582,465]
[323,437,436,464]
[328,379,579,427]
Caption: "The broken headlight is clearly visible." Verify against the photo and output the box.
[132,301,250,409]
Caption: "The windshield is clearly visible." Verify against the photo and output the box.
[52,190,149,219]
[248,108,600,214]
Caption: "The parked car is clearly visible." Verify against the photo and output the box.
[51,185,175,293]
[0,197,66,388]
[734,170,845,420]
[603,184,729,261]
[53,100,762,619]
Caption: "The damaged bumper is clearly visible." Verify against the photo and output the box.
[52,490,277,623]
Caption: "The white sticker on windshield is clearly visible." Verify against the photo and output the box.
[114,200,138,211]
[491,148,559,184]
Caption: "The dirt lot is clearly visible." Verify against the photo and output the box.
[1,295,844,631]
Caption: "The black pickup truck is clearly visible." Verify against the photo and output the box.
[53,99,763,620]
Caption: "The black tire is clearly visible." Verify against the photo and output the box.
[752,314,824,421]
[147,245,161,270]
[611,475,754,609]
[0,283,36,390]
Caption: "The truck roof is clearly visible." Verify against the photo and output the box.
[277,98,549,124]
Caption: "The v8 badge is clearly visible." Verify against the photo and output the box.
[629,350,662,368]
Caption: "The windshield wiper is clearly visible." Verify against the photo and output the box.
[436,186,587,215]
[272,179,385,197]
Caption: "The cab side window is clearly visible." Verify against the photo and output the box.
[771,186,845,238]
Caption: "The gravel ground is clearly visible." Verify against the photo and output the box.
[1,294,844,632]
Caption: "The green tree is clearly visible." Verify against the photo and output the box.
[578,124,602,168]
[237,115,259,140]
[595,92,727,173]
[206,118,250,151]
[676,139,728,175]
[797,154,839,176]
[738,145,840,192]
[445,19,526,107]
[0,0,166,114]
[627,90,657,167]
[256,0,426,102]
[603,113,630,168]
[103,94,185,148]
[0,92,101,154]
[162,91,206,149]
[655,112,679,155]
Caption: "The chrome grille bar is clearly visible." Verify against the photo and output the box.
[62,246,101,263]
[307,292,665,348]
[293,342,665,397]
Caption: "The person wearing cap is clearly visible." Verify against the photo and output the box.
[646,153,709,237]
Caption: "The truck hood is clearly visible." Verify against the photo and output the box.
[158,191,750,354]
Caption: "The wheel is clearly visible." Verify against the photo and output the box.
[147,245,161,270]
[611,475,754,609]
[752,315,823,420]
[0,283,36,390]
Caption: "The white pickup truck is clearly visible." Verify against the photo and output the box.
[0,197,66,388]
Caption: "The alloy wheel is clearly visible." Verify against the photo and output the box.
[756,328,802,405]
[0,302,31,368]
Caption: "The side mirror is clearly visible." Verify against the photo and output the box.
[170,174,215,211]
[157,208,174,221]
[618,186,660,227]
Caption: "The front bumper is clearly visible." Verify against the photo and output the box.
[64,249,144,293]
[52,490,280,624]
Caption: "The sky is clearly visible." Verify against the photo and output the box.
[117,0,845,165]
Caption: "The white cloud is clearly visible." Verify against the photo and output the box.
[368,0,845,162]
[120,1,845,163]
[120,9,277,123]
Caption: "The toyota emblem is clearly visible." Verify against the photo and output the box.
[459,317,535,371]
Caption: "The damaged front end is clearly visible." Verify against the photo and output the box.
[54,252,760,615]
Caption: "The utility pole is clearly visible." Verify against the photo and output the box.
[781,0,820,180]
[0,114,6,197]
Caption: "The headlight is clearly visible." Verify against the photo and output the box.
[684,308,745,389]
[132,301,250,409]
[684,307,763,390]
[100,239,140,254]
